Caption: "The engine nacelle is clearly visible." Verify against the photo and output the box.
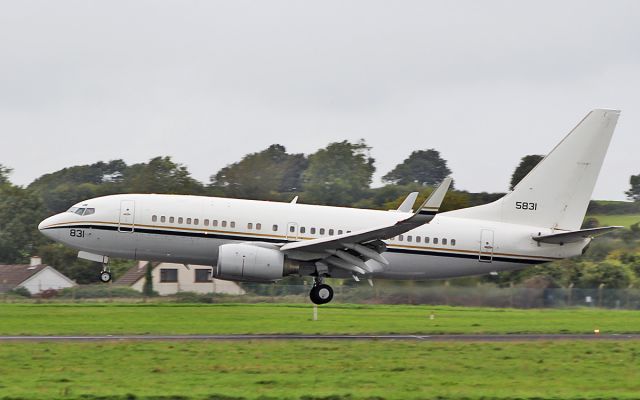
[215,243,295,282]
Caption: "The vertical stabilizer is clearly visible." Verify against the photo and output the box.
[446,109,620,230]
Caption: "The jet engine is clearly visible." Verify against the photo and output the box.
[214,243,298,282]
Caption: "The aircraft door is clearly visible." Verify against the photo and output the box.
[479,229,494,263]
[286,222,299,241]
[118,200,135,233]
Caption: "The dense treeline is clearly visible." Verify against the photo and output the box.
[1,140,639,288]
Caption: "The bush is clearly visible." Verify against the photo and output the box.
[56,285,144,299]
[8,286,31,298]
[174,291,214,303]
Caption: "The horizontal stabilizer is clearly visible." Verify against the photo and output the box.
[533,226,622,245]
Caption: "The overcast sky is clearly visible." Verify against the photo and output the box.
[1,1,638,200]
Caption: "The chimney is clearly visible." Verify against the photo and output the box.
[30,256,42,266]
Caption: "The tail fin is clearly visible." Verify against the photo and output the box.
[446,109,620,230]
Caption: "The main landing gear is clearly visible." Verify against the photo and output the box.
[309,277,334,305]
[99,264,112,283]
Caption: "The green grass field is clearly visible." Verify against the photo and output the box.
[1,340,639,400]
[1,303,639,335]
[588,214,640,228]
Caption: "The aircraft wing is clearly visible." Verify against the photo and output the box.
[532,226,622,245]
[280,178,452,274]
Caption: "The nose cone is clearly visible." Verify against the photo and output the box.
[38,215,58,239]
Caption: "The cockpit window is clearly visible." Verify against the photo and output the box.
[84,208,95,216]
[67,207,79,213]
[75,208,86,215]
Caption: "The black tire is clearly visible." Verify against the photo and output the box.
[310,284,334,305]
[99,271,112,283]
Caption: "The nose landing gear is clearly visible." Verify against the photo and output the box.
[309,277,333,305]
[99,264,112,283]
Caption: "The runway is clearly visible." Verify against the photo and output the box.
[1,334,639,342]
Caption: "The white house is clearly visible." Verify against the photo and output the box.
[0,257,76,294]
[115,261,245,296]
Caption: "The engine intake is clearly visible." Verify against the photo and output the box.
[215,243,297,282]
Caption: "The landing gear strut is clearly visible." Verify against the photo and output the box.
[99,264,112,283]
[309,277,333,305]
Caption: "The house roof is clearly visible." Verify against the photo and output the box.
[115,262,159,286]
[0,264,48,292]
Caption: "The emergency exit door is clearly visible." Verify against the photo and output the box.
[118,200,135,233]
[479,229,494,263]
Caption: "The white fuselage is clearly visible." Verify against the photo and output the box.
[38,193,587,281]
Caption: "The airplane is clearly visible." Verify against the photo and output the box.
[39,109,621,304]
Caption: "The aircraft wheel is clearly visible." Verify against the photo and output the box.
[310,284,334,305]
[99,270,112,283]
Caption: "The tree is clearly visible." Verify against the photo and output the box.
[625,174,640,201]
[383,149,451,186]
[143,263,154,296]
[210,144,308,200]
[303,140,375,206]
[510,155,543,190]
[0,164,12,186]
[122,157,204,195]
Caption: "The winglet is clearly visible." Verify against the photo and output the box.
[417,177,452,217]
[396,192,419,212]
[290,196,299,204]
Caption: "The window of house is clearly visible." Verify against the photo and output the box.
[204,219,209,226]
[399,235,404,241]
[160,268,178,283]
[230,222,235,228]
[169,217,175,223]
[319,228,325,235]
[248,223,253,230]
[442,238,448,245]
[194,218,199,225]
[310,227,316,234]
[433,238,439,245]
[416,236,421,243]
[273,224,278,231]
[222,221,227,227]
[161,216,166,223]
[451,239,456,246]
[152,215,157,222]
[195,268,212,283]
[424,237,430,244]
[256,223,262,230]
[178,217,183,224]
[300,227,306,233]
[186,218,192,224]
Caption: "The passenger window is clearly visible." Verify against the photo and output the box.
[161,216,166,223]
[273,224,278,231]
[204,219,209,226]
[170,217,175,223]
[399,235,404,241]
[442,238,448,245]
[213,220,218,227]
[425,237,430,244]
[338,230,343,235]
[178,217,184,224]
[289,225,295,233]
[186,218,192,225]
[407,235,412,242]
[84,208,95,216]
[152,215,158,222]
[319,228,325,235]
[300,227,306,233]
[451,239,456,246]
[310,228,316,234]
[416,236,421,243]
[194,219,199,225]
[222,221,227,227]
[248,223,253,230]
[329,229,334,235]
[433,238,439,245]
[256,223,261,230]
[230,222,235,228]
